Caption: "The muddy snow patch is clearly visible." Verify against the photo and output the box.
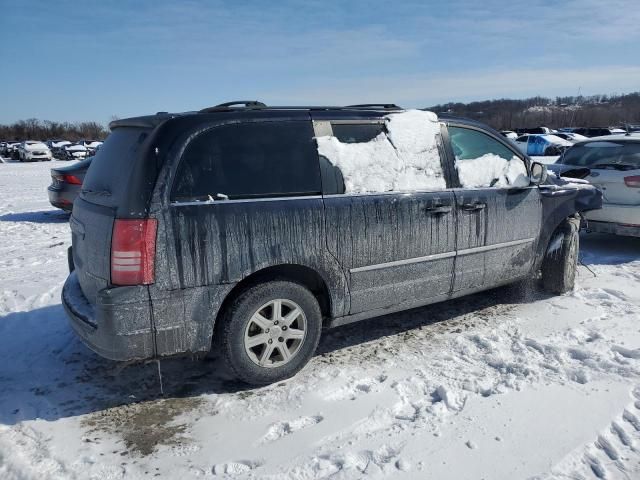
[82,397,204,456]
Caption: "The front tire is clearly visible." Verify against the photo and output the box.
[541,219,579,294]
[218,280,322,385]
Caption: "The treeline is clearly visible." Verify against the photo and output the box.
[0,118,109,141]
[3,91,640,139]
[429,92,640,130]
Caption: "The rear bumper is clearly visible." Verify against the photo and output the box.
[62,271,155,361]
[586,203,640,224]
[47,186,77,211]
[586,220,640,237]
[24,153,52,161]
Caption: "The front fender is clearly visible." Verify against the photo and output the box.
[533,183,602,271]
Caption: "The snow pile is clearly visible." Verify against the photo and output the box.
[456,154,529,188]
[316,109,446,193]
[317,133,402,193]
[435,385,466,411]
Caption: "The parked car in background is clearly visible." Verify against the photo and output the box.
[77,140,103,155]
[61,143,89,160]
[553,132,589,144]
[48,158,92,211]
[17,141,52,161]
[571,127,623,138]
[553,135,640,237]
[4,141,22,159]
[62,102,601,386]
[515,126,556,135]
[500,130,518,140]
[47,140,72,158]
[515,134,573,156]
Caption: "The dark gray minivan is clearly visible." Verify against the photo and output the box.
[62,102,601,385]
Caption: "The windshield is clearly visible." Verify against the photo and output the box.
[559,141,640,168]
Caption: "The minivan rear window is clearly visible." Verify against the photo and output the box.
[80,127,151,207]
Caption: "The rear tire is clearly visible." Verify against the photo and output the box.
[218,280,322,385]
[541,219,579,294]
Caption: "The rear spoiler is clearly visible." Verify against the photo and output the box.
[109,113,177,130]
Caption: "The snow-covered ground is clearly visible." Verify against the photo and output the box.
[1,159,640,480]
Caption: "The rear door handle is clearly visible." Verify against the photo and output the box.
[424,205,452,215]
[461,202,486,211]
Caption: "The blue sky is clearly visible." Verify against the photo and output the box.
[1,0,639,123]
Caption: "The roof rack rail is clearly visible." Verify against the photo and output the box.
[196,102,404,113]
[199,101,267,113]
[344,104,402,109]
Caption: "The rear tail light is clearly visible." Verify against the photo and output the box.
[63,174,82,185]
[624,175,640,188]
[52,173,82,185]
[111,218,158,286]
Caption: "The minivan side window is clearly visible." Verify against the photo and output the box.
[449,126,529,188]
[171,121,321,201]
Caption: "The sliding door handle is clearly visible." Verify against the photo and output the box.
[461,202,486,211]
[424,205,452,215]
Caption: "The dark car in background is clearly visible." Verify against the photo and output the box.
[570,127,626,137]
[77,140,103,156]
[47,158,92,211]
[62,102,601,386]
[47,140,72,158]
[60,143,90,161]
[3,141,22,159]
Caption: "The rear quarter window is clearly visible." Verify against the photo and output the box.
[80,127,151,207]
[171,121,321,201]
[330,123,385,143]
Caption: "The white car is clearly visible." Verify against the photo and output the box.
[500,130,518,140]
[61,143,89,161]
[17,141,52,162]
[515,134,573,156]
[555,135,640,237]
[553,132,589,144]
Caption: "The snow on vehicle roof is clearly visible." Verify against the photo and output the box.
[316,110,446,193]
[575,134,640,144]
[541,134,573,145]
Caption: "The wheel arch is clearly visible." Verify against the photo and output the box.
[214,263,335,335]
[534,212,581,272]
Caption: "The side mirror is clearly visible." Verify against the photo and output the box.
[530,161,548,185]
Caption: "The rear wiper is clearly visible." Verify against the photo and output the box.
[81,188,111,196]
[592,163,638,171]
